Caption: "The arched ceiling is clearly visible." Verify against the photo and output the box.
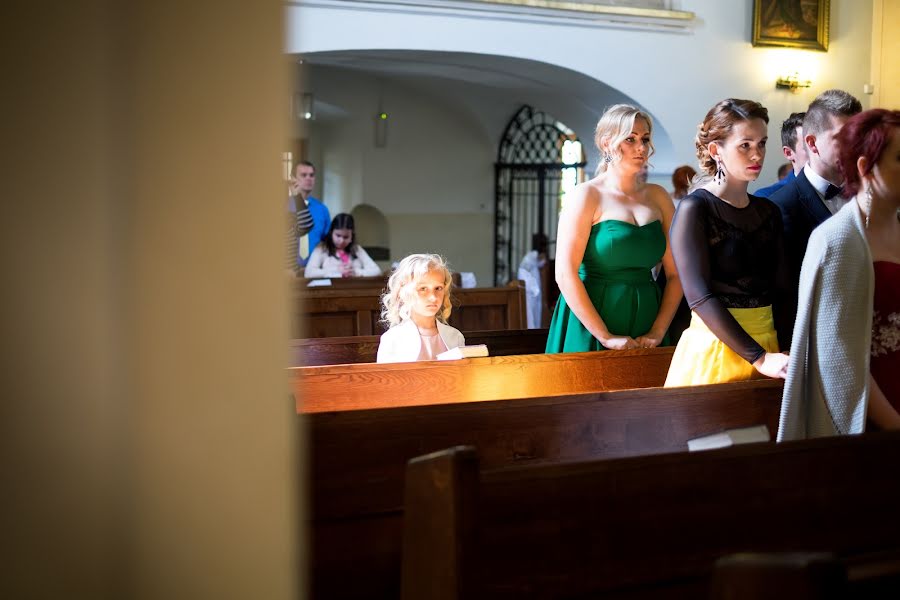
[300,50,675,171]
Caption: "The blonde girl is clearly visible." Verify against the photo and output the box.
[376,254,465,363]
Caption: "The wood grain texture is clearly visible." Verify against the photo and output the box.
[294,347,676,413]
[309,379,784,598]
[712,548,900,599]
[711,552,847,600]
[402,432,900,599]
[296,275,389,289]
[296,272,461,290]
[290,328,549,366]
[401,447,477,600]
[293,283,526,338]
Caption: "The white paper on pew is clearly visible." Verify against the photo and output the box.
[460,272,477,288]
[686,425,770,452]
[306,279,332,287]
[437,344,489,360]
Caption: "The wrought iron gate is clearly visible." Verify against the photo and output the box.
[494,105,586,285]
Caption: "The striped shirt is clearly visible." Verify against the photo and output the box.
[286,197,316,270]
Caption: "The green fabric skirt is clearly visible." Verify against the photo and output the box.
[545,269,665,353]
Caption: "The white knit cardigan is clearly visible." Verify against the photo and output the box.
[777,200,874,441]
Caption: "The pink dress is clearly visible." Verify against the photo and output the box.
[416,331,448,361]
[870,261,900,412]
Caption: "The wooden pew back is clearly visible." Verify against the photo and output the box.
[294,347,675,413]
[711,550,900,599]
[401,432,900,599]
[297,274,389,289]
[297,272,461,290]
[290,328,549,366]
[293,282,526,338]
[309,379,784,599]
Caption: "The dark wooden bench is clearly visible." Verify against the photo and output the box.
[296,274,389,289]
[308,378,784,599]
[293,282,526,338]
[290,328,550,366]
[711,549,900,599]
[296,272,461,290]
[294,347,676,412]
[401,432,900,599]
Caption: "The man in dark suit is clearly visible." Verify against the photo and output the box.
[769,89,862,334]
[754,111,807,198]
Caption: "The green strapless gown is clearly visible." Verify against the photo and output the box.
[546,219,667,353]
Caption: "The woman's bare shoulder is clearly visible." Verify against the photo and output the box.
[642,183,672,204]
[564,180,602,212]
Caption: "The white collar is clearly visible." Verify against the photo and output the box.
[803,164,839,199]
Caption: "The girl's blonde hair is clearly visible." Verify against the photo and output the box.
[594,104,655,175]
[380,254,454,328]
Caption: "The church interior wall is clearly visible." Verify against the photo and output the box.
[288,0,875,281]
[304,67,496,281]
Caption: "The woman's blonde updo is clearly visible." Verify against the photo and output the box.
[695,98,769,176]
[594,104,655,175]
[380,253,454,328]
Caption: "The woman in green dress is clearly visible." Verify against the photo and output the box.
[546,104,683,353]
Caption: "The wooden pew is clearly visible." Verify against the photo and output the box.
[293,282,526,338]
[290,328,549,366]
[296,272,461,290]
[297,274,389,289]
[294,347,676,413]
[308,378,784,599]
[711,550,900,599]
[400,432,900,599]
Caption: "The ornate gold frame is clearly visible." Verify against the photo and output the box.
[752,0,830,51]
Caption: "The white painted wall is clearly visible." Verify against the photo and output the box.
[288,0,874,180]
[305,67,497,282]
[287,0,875,282]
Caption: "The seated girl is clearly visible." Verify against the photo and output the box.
[376,254,465,363]
[304,213,382,278]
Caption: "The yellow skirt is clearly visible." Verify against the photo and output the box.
[664,306,780,387]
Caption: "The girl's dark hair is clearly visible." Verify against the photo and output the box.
[695,99,769,176]
[836,109,900,198]
[672,165,697,198]
[322,213,358,258]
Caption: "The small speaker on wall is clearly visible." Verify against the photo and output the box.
[374,111,388,148]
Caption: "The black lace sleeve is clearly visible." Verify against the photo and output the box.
[670,194,766,364]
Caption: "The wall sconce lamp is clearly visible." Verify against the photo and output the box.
[776,72,812,94]
[292,92,314,120]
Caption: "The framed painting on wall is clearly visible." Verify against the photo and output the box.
[752,0,829,51]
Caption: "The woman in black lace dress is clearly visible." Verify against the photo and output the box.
[664,99,792,386]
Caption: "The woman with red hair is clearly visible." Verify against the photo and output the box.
[779,108,900,440]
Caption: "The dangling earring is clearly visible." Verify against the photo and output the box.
[865,185,873,229]
[714,157,726,185]
[604,152,612,165]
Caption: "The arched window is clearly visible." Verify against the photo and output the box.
[494,105,585,285]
